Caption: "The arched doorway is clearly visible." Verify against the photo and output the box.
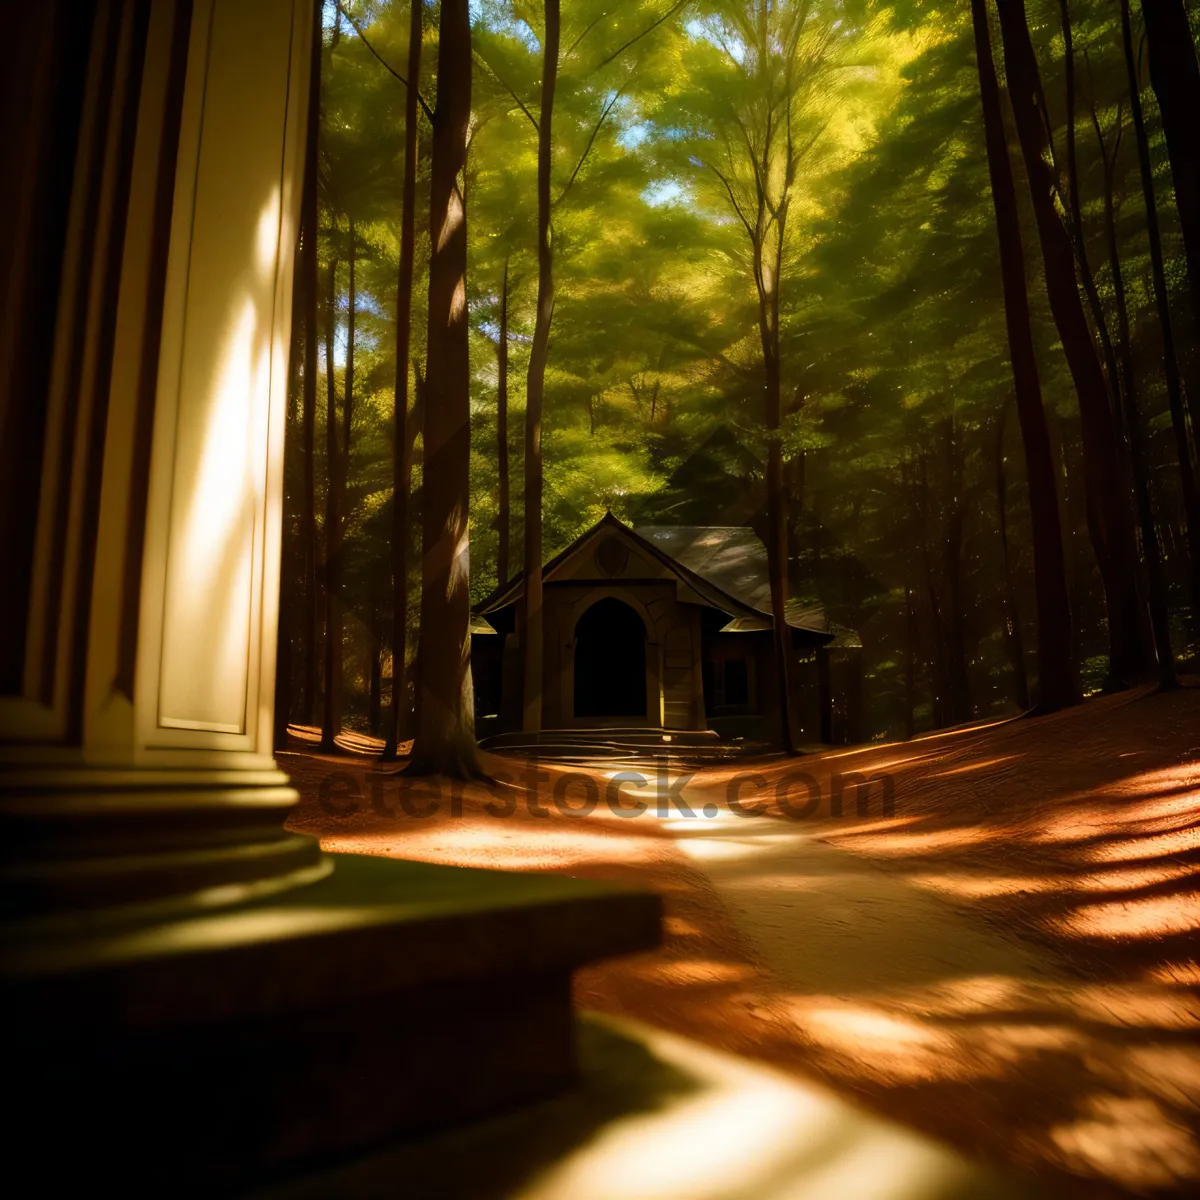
[573,597,647,720]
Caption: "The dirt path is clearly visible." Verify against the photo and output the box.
[284,685,1200,1198]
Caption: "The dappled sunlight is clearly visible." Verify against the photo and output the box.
[1148,961,1200,986]
[1054,890,1200,939]
[321,817,667,873]
[837,824,997,855]
[284,686,1200,1195]
[775,971,1200,1189]
[926,754,1019,778]
[1048,1096,1200,1189]
[638,959,756,987]
[1085,827,1199,862]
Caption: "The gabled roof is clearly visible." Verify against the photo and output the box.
[476,513,836,638]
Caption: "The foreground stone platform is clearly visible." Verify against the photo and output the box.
[1,853,661,1191]
[251,1014,1043,1200]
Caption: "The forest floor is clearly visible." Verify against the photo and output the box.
[283,684,1200,1199]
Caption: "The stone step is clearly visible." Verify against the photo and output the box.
[4,853,661,1191]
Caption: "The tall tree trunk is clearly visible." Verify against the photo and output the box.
[320,239,341,752]
[970,0,1077,711]
[1059,0,1122,421]
[903,574,917,739]
[343,221,356,509]
[1095,95,1177,688]
[408,0,479,777]
[996,0,1146,689]
[756,209,797,750]
[1142,0,1200,422]
[521,0,559,734]
[917,453,947,728]
[900,459,920,738]
[299,0,321,725]
[321,225,357,747]
[382,0,423,762]
[368,631,383,735]
[941,416,971,725]
[497,258,511,588]
[1121,0,1200,624]
[994,402,1030,709]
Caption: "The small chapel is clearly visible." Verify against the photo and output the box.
[470,513,860,745]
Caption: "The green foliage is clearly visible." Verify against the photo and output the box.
[286,0,1199,738]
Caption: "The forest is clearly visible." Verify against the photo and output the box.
[274,0,1200,775]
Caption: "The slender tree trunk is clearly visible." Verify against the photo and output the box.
[299,0,321,725]
[521,0,559,734]
[996,0,1145,688]
[753,194,798,752]
[994,403,1030,709]
[941,417,971,725]
[919,479,947,728]
[368,631,383,735]
[497,258,511,587]
[323,225,357,741]
[320,239,341,752]
[760,288,796,752]
[1121,0,1200,624]
[1142,0,1200,422]
[904,574,917,739]
[1059,0,1122,421]
[382,0,423,762]
[970,0,1077,710]
[900,459,920,737]
[343,222,356,507]
[408,0,479,777]
[1096,96,1177,688]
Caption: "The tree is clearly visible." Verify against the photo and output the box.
[970,0,1077,711]
[995,0,1146,689]
[667,1,844,749]
[408,0,481,777]
[1141,0,1200,417]
[320,224,342,752]
[497,257,512,586]
[1119,0,1200,626]
[382,0,425,761]
[521,0,560,734]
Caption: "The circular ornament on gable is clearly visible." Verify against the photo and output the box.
[594,537,629,578]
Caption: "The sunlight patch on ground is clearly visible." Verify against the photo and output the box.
[927,754,1019,778]
[1053,891,1200,939]
[1048,1096,1200,1189]
[1084,828,1199,862]
[523,1018,1006,1200]
[638,959,756,988]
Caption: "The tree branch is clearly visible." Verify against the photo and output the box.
[473,48,540,133]
[555,82,628,207]
[567,10,608,58]
[701,157,757,246]
[588,0,689,76]
[336,1,434,121]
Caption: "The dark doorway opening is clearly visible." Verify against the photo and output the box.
[574,598,646,719]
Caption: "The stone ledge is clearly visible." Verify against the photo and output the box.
[2,854,662,1190]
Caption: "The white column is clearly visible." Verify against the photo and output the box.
[0,0,321,923]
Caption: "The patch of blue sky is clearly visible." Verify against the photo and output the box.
[511,17,540,52]
[685,15,745,63]
[642,178,686,207]
[617,121,649,149]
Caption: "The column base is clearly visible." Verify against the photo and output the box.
[1,852,662,1191]
[0,765,316,922]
